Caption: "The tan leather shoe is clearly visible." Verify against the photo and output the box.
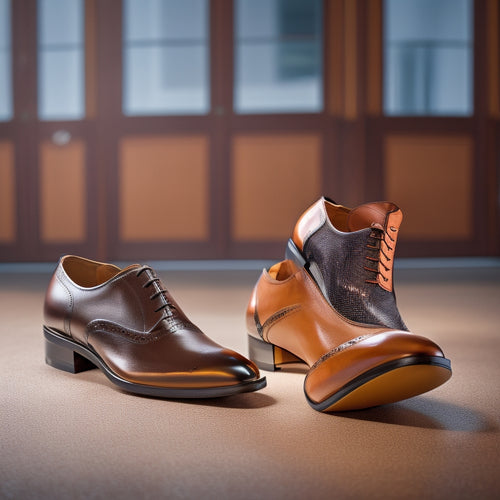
[247,260,451,411]
[247,197,451,411]
[44,255,266,398]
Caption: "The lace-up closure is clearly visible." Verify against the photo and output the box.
[364,221,398,291]
[136,266,176,314]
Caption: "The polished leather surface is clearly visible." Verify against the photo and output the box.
[292,198,327,252]
[247,261,388,364]
[45,255,262,390]
[247,259,447,405]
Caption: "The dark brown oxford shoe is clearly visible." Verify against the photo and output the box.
[44,255,266,398]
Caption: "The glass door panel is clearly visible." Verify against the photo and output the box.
[384,0,473,116]
[123,0,210,116]
[0,0,12,121]
[37,0,85,120]
[35,0,97,259]
[234,0,323,114]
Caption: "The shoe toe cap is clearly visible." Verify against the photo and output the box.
[304,331,449,406]
[209,349,262,385]
[120,349,261,389]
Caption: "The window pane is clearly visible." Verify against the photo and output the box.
[39,0,82,45]
[39,50,84,119]
[234,0,323,114]
[37,0,85,120]
[125,0,207,42]
[0,0,12,122]
[123,0,209,116]
[384,0,473,116]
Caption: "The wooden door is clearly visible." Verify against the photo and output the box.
[0,0,99,262]
[1,0,498,262]
[98,0,339,261]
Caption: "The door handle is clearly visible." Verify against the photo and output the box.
[51,130,72,146]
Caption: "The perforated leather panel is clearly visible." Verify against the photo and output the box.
[303,222,408,331]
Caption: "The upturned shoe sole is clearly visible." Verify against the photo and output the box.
[248,334,451,412]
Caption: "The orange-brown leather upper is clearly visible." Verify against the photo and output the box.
[292,199,328,252]
[45,256,260,388]
[247,260,389,365]
[247,259,444,404]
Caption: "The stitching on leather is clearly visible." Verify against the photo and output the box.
[310,334,373,371]
[86,317,186,345]
[262,304,301,342]
[56,266,73,336]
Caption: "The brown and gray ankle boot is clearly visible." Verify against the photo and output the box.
[287,197,408,331]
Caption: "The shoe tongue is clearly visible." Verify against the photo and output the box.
[347,202,401,232]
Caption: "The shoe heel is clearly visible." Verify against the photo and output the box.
[44,331,95,374]
[248,334,302,372]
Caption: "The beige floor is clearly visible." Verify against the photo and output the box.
[1,260,499,500]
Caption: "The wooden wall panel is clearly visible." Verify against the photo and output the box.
[344,0,358,120]
[385,135,473,240]
[85,0,98,118]
[487,0,500,116]
[119,135,209,242]
[366,0,382,115]
[39,140,86,243]
[326,0,344,116]
[0,141,16,243]
[231,134,322,241]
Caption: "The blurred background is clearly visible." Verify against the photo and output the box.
[0,0,498,263]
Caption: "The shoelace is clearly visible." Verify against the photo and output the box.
[136,266,176,314]
[364,223,396,285]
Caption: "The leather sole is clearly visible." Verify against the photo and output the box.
[44,326,267,399]
[307,355,451,412]
[248,334,451,412]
